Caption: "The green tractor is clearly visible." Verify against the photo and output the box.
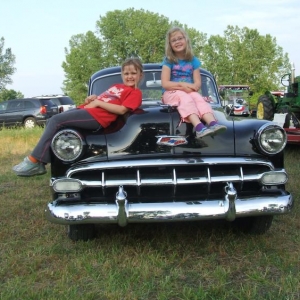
[256,66,300,129]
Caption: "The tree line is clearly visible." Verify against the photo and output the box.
[0,8,291,104]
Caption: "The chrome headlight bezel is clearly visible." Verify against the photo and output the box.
[51,129,84,162]
[255,123,287,155]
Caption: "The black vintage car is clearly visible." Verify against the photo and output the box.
[45,63,293,241]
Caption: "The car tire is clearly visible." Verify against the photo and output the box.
[24,117,36,129]
[67,224,96,241]
[232,215,274,235]
[256,95,274,120]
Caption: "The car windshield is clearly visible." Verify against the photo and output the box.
[90,70,220,105]
[219,85,250,106]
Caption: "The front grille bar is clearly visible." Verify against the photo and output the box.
[66,157,274,190]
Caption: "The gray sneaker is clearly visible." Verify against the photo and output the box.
[195,127,214,138]
[12,157,46,177]
[210,124,227,135]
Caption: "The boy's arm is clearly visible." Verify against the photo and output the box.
[84,100,129,115]
[84,89,142,115]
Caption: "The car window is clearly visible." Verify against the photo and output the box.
[24,101,36,109]
[59,97,75,105]
[48,98,61,106]
[7,101,24,109]
[90,71,219,105]
[0,102,8,111]
[200,76,219,104]
[39,99,57,107]
[91,74,123,96]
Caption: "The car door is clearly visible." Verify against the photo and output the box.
[5,100,25,126]
[0,101,8,126]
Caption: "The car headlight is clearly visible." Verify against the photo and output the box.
[51,129,84,161]
[255,123,287,155]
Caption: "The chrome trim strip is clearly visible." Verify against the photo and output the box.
[64,171,285,189]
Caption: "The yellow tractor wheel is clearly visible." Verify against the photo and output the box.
[256,95,274,120]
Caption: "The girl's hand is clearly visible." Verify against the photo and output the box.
[181,82,198,93]
[181,82,196,93]
[183,86,194,93]
[84,94,98,104]
[84,99,101,108]
[190,83,200,91]
[184,83,199,92]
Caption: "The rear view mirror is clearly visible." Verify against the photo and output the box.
[146,80,162,87]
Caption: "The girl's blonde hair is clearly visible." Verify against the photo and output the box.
[165,27,194,64]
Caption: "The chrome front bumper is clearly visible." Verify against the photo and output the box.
[45,184,293,226]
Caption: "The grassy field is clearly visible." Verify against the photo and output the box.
[0,127,299,300]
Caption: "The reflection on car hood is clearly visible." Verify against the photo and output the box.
[80,104,266,164]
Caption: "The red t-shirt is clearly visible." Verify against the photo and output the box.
[78,84,142,128]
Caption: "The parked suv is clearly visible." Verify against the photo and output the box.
[33,95,76,113]
[0,98,58,128]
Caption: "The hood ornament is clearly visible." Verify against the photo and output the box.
[156,135,188,146]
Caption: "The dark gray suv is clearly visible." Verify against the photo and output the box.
[0,98,58,128]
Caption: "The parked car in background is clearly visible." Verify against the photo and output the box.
[0,98,58,128]
[33,95,76,113]
[45,64,293,242]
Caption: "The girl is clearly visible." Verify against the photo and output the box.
[161,27,226,138]
[13,57,143,177]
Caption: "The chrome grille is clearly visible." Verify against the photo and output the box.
[65,157,274,201]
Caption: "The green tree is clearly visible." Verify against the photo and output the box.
[62,31,105,104]
[0,37,16,89]
[0,88,23,101]
[62,9,171,102]
[202,25,290,93]
[97,8,170,65]
[183,26,207,61]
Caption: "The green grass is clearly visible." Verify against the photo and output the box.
[0,127,299,300]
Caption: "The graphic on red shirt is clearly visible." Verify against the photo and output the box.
[97,86,124,103]
[78,84,142,128]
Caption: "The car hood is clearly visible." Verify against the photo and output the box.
[81,104,266,163]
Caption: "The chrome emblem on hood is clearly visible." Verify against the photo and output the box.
[156,135,188,146]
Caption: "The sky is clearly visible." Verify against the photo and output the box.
[1,0,299,97]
